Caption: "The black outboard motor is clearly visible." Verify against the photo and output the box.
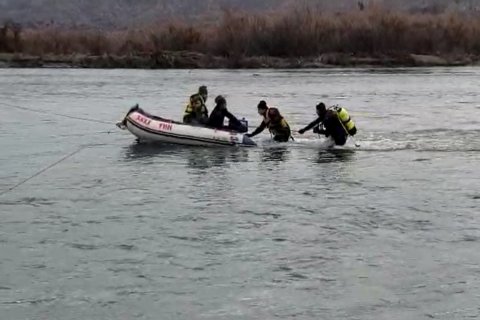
[227,117,248,133]
[239,118,249,132]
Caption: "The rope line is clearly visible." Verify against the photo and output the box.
[0,101,112,125]
[0,102,118,196]
[0,147,87,197]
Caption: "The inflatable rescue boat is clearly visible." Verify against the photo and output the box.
[117,105,256,147]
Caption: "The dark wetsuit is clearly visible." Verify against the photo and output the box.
[303,110,348,145]
[207,106,247,132]
[302,117,322,132]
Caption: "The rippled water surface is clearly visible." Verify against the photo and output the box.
[1,68,479,320]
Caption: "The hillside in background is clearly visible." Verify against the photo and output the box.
[0,0,292,28]
[0,0,479,29]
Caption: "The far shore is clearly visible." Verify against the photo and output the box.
[2,8,480,69]
[0,52,478,69]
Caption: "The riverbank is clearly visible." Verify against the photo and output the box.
[2,8,480,69]
[1,52,478,69]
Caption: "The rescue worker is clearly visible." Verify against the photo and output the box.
[298,102,357,146]
[183,85,209,125]
[207,95,247,132]
[245,100,292,142]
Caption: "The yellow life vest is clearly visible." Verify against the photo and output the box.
[184,93,205,117]
[332,106,356,136]
[269,118,290,136]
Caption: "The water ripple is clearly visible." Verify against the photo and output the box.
[1,68,480,320]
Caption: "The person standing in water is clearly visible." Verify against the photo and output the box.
[246,100,292,142]
[298,102,357,146]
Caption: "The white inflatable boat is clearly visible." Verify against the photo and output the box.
[117,105,257,147]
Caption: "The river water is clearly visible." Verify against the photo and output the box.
[0,68,479,320]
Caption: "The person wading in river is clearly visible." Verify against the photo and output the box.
[298,102,357,146]
[246,100,292,142]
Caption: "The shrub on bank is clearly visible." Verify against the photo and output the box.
[2,8,480,58]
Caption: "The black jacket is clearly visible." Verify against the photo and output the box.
[302,111,348,145]
[207,106,241,129]
[301,117,322,132]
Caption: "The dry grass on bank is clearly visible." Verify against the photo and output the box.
[2,8,480,58]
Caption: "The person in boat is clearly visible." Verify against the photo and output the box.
[245,100,292,142]
[207,95,248,132]
[183,85,209,125]
[298,102,357,146]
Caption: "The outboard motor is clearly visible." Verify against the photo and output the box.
[239,117,248,130]
[227,117,249,133]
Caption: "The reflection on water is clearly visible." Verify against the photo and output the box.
[123,140,358,171]
[315,149,356,164]
[261,145,290,163]
[122,141,184,161]
[123,141,354,168]
[185,147,249,171]
[122,141,250,170]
